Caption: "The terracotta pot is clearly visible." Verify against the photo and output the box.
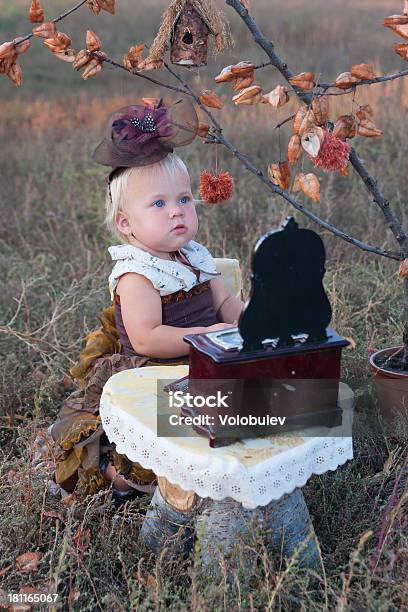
[369,346,408,428]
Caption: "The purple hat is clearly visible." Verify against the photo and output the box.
[92,96,198,182]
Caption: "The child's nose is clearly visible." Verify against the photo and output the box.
[169,204,184,218]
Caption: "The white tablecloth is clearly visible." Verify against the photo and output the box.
[100,366,353,509]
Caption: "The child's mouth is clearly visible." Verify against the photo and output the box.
[171,224,188,234]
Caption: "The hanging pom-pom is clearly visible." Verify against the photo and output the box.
[199,169,234,204]
[311,128,351,172]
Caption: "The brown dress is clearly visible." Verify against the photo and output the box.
[50,275,220,496]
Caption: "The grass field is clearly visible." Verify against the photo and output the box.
[0,0,407,609]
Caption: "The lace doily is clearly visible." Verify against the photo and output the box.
[100,366,354,509]
[108,240,219,298]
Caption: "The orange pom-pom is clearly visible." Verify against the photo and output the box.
[199,169,234,204]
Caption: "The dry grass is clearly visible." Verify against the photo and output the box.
[0,0,407,609]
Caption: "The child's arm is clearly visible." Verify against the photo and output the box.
[117,273,232,358]
[210,277,245,325]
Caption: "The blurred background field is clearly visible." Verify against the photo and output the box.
[0,1,407,610]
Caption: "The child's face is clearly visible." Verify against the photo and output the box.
[116,168,199,258]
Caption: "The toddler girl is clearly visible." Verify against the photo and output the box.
[49,97,243,500]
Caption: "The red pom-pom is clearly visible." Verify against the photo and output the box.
[199,169,234,204]
[312,129,351,172]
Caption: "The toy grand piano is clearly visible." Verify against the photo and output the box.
[173,217,349,447]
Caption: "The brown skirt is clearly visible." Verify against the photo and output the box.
[50,352,189,496]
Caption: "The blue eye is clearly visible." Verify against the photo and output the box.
[153,200,165,208]
[180,196,191,204]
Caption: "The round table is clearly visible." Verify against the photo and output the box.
[100,365,353,509]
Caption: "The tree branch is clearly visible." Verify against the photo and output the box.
[226,0,408,257]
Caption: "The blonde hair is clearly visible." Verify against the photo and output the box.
[105,152,194,243]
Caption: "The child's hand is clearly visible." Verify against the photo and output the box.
[205,322,236,333]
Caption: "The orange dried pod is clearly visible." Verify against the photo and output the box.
[137,57,164,71]
[82,58,103,80]
[383,14,408,26]
[232,85,262,105]
[267,161,291,190]
[199,89,223,109]
[13,37,31,55]
[73,49,92,71]
[351,63,374,80]
[232,75,254,91]
[86,30,102,52]
[333,114,357,140]
[288,134,303,164]
[292,172,304,192]
[394,42,408,60]
[311,96,329,126]
[29,0,45,23]
[298,108,316,135]
[53,48,76,63]
[334,72,358,89]
[231,61,255,77]
[293,106,307,134]
[0,41,15,60]
[123,43,144,70]
[301,126,325,157]
[198,123,210,137]
[357,119,383,138]
[288,71,315,91]
[86,0,101,16]
[99,0,115,15]
[32,21,56,39]
[339,165,348,177]
[384,23,408,40]
[355,104,374,121]
[44,32,72,52]
[299,173,321,202]
[262,85,289,108]
[141,97,160,109]
[6,62,23,86]
[398,258,408,278]
[215,65,234,83]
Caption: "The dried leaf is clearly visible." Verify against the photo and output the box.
[199,89,223,109]
[384,23,408,40]
[394,42,408,60]
[73,527,91,552]
[13,37,31,55]
[86,30,102,52]
[339,165,349,177]
[44,32,72,52]
[137,57,163,71]
[61,493,76,507]
[73,49,92,71]
[0,565,12,577]
[6,62,23,87]
[214,65,234,83]
[267,161,291,190]
[355,104,374,121]
[383,14,408,26]
[44,510,64,521]
[288,71,315,91]
[32,21,56,39]
[82,58,103,80]
[334,71,358,89]
[0,41,15,60]
[29,0,45,23]
[16,551,43,573]
[99,0,115,15]
[293,106,307,134]
[351,63,374,80]
[141,97,160,109]
[230,61,255,77]
[262,85,289,108]
[123,43,144,70]
[288,134,303,164]
[357,118,383,138]
[86,0,101,15]
[197,123,210,137]
[294,172,320,202]
[301,126,325,157]
[232,85,262,105]
[398,258,408,278]
[232,75,254,91]
[52,48,76,63]
[298,108,317,135]
[311,96,330,126]
[333,114,357,139]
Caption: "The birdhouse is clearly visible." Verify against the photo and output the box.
[139,0,234,70]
